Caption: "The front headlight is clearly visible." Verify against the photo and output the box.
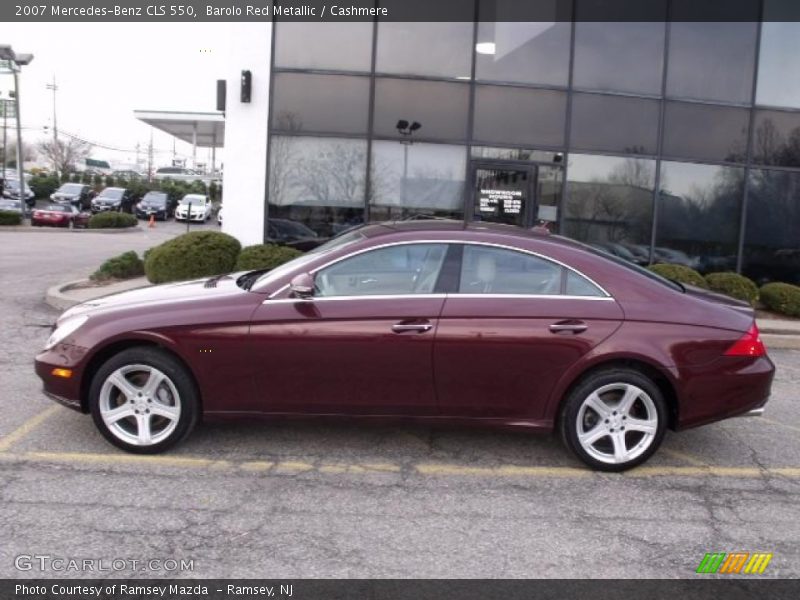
[45,315,89,350]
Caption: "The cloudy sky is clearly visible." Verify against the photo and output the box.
[2,23,230,169]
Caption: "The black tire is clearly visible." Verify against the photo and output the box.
[89,347,199,454]
[559,367,667,472]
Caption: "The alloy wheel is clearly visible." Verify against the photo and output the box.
[98,364,181,446]
[575,383,658,465]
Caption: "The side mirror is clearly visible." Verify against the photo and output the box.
[289,272,315,299]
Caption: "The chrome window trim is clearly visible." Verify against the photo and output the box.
[265,239,613,302]
[265,293,613,305]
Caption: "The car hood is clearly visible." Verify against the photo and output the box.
[53,193,78,199]
[93,197,120,204]
[57,273,253,325]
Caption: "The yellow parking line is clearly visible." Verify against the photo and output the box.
[1,450,800,479]
[0,406,60,453]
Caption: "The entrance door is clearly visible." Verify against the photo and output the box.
[471,161,563,231]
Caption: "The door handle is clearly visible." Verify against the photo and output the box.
[549,321,587,334]
[392,322,433,333]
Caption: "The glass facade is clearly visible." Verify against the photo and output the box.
[267,3,800,281]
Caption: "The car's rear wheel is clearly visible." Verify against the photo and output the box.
[560,368,667,472]
[89,347,199,454]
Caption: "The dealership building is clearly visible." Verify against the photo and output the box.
[221,2,800,284]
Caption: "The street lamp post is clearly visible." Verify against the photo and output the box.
[0,45,34,221]
[395,120,422,209]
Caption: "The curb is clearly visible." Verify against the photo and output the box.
[0,225,143,234]
[46,278,151,311]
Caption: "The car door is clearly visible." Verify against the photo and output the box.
[434,243,623,419]
[248,242,450,415]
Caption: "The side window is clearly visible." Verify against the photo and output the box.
[565,270,605,297]
[315,244,447,297]
[459,245,562,295]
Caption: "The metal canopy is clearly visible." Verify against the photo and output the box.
[133,110,225,147]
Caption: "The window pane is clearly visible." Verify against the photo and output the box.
[475,22,571,86]
[662,102,749,163]
[271,73,370,135]
[743,169,800,285]
[564,154,655,252]
[473,85,566,147]
[376,22,473,78]
[274,22,373,72]
[373,78,469,141]
[756,21,800,109]
[570,93,659,155]
[316,244,447,297]
[751,110,800,168]
[471,146,565,163]
[370,142,466,220]
[666,22,757,103]
[573,21,665,94]
[656,162,744,274]
[268,136,366,238]
[459,245,562,295]
[566,270,604,297]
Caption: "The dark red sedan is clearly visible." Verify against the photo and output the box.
[32,204,92,228]
[34,221,774,471]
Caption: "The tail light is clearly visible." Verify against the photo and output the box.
[725,323,766,357]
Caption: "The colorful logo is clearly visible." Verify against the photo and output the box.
[696,552,773,574]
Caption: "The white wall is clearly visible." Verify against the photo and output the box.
[221,22,272,246]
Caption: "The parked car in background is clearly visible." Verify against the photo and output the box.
[91,187,135,214]
[51,183,92,210]
[34,221,774,470]
[134,191,172,221]
[3,178,35,207]
[217,206,223,226]
[32,204,91,228]
[174,194,211,222]
[112,170,145,180]
[0,198,30,215]
[653,247,700,269]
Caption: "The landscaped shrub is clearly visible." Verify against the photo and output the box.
[90,251,144,281]
[88,212,138,229]
[29,174,60,199]
[760,282,800,318]
[648,263,708,288]
[0,210,22,225]
[144,231,241,284]
[235,244,302,271]
[704,272,759,305]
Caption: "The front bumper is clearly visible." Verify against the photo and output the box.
[175,213,206,222]
[35,344,90,413]
[91,204,119,213]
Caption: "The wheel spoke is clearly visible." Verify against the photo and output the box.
[149,402,179,421]
[611,431,628,461]
[108,371,140,400]
[101,403,135,424]
[141,369,166,397]
[578,425,608,447]
[136,414,152,445]
[618,385,640,415]
[584,392,612,419]
[626,417,657,436]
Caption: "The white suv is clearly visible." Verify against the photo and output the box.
[174,194,211,222]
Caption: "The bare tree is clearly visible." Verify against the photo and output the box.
[1,140,35,167]
[37,137,92,175]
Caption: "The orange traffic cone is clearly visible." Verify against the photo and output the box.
[148,214,155,228]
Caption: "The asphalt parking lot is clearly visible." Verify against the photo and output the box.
[1,227,799,579]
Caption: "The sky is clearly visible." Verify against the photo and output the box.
[1,23,230,169]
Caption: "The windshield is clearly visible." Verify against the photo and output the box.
[249,229,367,290]
[58,184,84,194]
[142,193,167,204]
[46,205,70,212]
[564,237,683,292]
[98,189,123,199]
[0,200,21,209]
[179,196,206,205]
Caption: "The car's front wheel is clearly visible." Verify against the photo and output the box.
[89,347,199,453]
[560,368,667,472]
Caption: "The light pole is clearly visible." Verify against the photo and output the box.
[395,120,421,209]
[46,75,58,173]
[0,45,34,220]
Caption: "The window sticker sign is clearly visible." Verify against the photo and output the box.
[479,189,523,215]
